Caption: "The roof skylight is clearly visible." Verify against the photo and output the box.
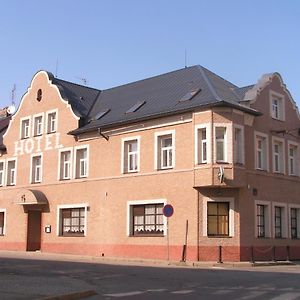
[126,100,146,114]
[179,88,201,103]
[94,109,110,120]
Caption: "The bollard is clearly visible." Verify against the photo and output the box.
[218,245,223,263]
[251,246,255,263]
[272,246,276,262]
[286,245,290,261]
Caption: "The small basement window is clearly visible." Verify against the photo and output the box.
[179,88,201,102]
[126,101,146,114]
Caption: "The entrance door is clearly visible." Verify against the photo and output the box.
[26,210,42,251]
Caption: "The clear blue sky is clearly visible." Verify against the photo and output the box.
[1,0,300,109]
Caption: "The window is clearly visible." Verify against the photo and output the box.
[288,143,298,176]
[123,139,139,173]
[47,111,57,133]
[255,132,268,171]
[275,206,282,238]
[21,118,30,139]
[272,138,284,173]
[234,126,244,164]
[197,128,207,164]
[0,211,4,235]
[155,131,175,170]
[60,208,85,236]
[207,202,229,236]
[131,204,164,236]
[59,150,72,180]
[270,91,284,120]
[257,204,266,237]
[291,208,298,239]
[75,147,88,178]
[7,160,16,186]
[33,115,43,136]
[31,155,42,183]
[215,127,226,162]
[0,162,4,186]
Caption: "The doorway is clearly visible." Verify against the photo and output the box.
[26,210,42,251]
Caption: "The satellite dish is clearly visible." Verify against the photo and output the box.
[7,105,16,115]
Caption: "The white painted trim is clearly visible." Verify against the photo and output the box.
[254,200,271,238]
[30,152,43,184]
[233,124,245,165]
[57,148,73,180]
[288,204,300,239]
[32,112,44,137]
[203,197,235,237]
[213,123,232,163]
[56,203,89,236]
[74,144,89,178]
[272,201,288,238]
[126,199,167,237]
[0,208,7,235]
[121,136,141,174]
[19,116,31,140]
[194,123,211,164]
[271,136,285,174]
[254,131,269,171]
[154,130,176,170]
[5,157,17,186]
[269,90,285,121]
[0,159,5,187]
[287,140,299,176]
[45,109,58,134]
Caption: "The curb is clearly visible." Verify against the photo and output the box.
[41,290,97,300]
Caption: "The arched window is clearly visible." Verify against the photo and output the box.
[37,89,42,102]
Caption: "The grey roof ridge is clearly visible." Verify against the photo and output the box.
[197,65,222,102]
[53,77,101,92]
[69,100,260,136]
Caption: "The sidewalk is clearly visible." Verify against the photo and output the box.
[0,250,297,269]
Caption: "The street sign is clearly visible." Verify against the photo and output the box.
[163,204,174,218]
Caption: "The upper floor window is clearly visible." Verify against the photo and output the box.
[123,138,139,173]
[155,131,175,170]
[75,147,88,178]
[47,111,57,133]
[0,162,4,187]
[59,150,72,180]
[197,127,207,164]
[6,159,16,186]
[288,143,298,176]
[272,138,284,174]
[31,155,42,183]
[33,115,43,136]
[215,127,226,162]
[233,126,244,165]
[255,132,268,171]
[21,118,30,139]
[270,91,285,121]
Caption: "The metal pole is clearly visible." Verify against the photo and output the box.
[251,246,255,264]
[167,218,169,261]
[286,245,290,261]
[272,246,276,262]
[218,245,223,263]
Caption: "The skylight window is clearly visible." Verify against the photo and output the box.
[126,100,146,114]
[179,88,201,103]
[94,109,110,120]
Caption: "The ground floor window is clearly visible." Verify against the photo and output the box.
[0,211,4,235]
[131,203,164,236]
[291,207,299,239]
[275,206,282,238]
[257,204,266,237]
[207,202,229,236]
[60,207,85,236]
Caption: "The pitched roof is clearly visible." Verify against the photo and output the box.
[49,65,259,135]
[0,115,11,149]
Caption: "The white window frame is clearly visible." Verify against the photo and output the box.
[254,131,269,171]
[154,130,175,170]
[74,145,89,178]
[20,116,31,139]
[288,141,299,176]
[126,199,167,237]
[233,124,245,165]
[269,90,285,121]
[195,124,211,164]
[58,148,73,180]
[46,109,58,134]
[0,209,6,235]
[203,197,235,237]
[6,158,17,186]
[213,123,232,163]
[254,200,271,238]
[30,153,43,183]
[32,113,44,137]
[272,136,285,174]
[0,160,5,187]
[121,136,141,174]
[288,204,300,239]
[272,202,288,238]
[56,203,89,237]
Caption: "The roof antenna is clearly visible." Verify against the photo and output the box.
[76,77,88,86]
[11,84,16,106]
[55,57,59,78]
[185,49,187,68]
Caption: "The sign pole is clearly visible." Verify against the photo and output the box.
[167,217,169,261]
[163,204,174,262]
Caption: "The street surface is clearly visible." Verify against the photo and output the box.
[0,253,300,299]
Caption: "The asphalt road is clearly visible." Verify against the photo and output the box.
[0,256,300,299]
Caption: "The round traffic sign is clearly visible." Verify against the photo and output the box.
[163,204,174,217]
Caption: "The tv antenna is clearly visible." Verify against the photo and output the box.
[11,84,16,106]
[76,76,88,86]
[55,57,59,77]
[185,49,187,68]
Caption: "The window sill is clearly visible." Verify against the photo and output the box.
[207,235,232,238]
[59,234,85,237]
[130,234,164,237]
[157,167,174,171]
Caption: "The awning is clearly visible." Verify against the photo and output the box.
[15,189,48,205]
